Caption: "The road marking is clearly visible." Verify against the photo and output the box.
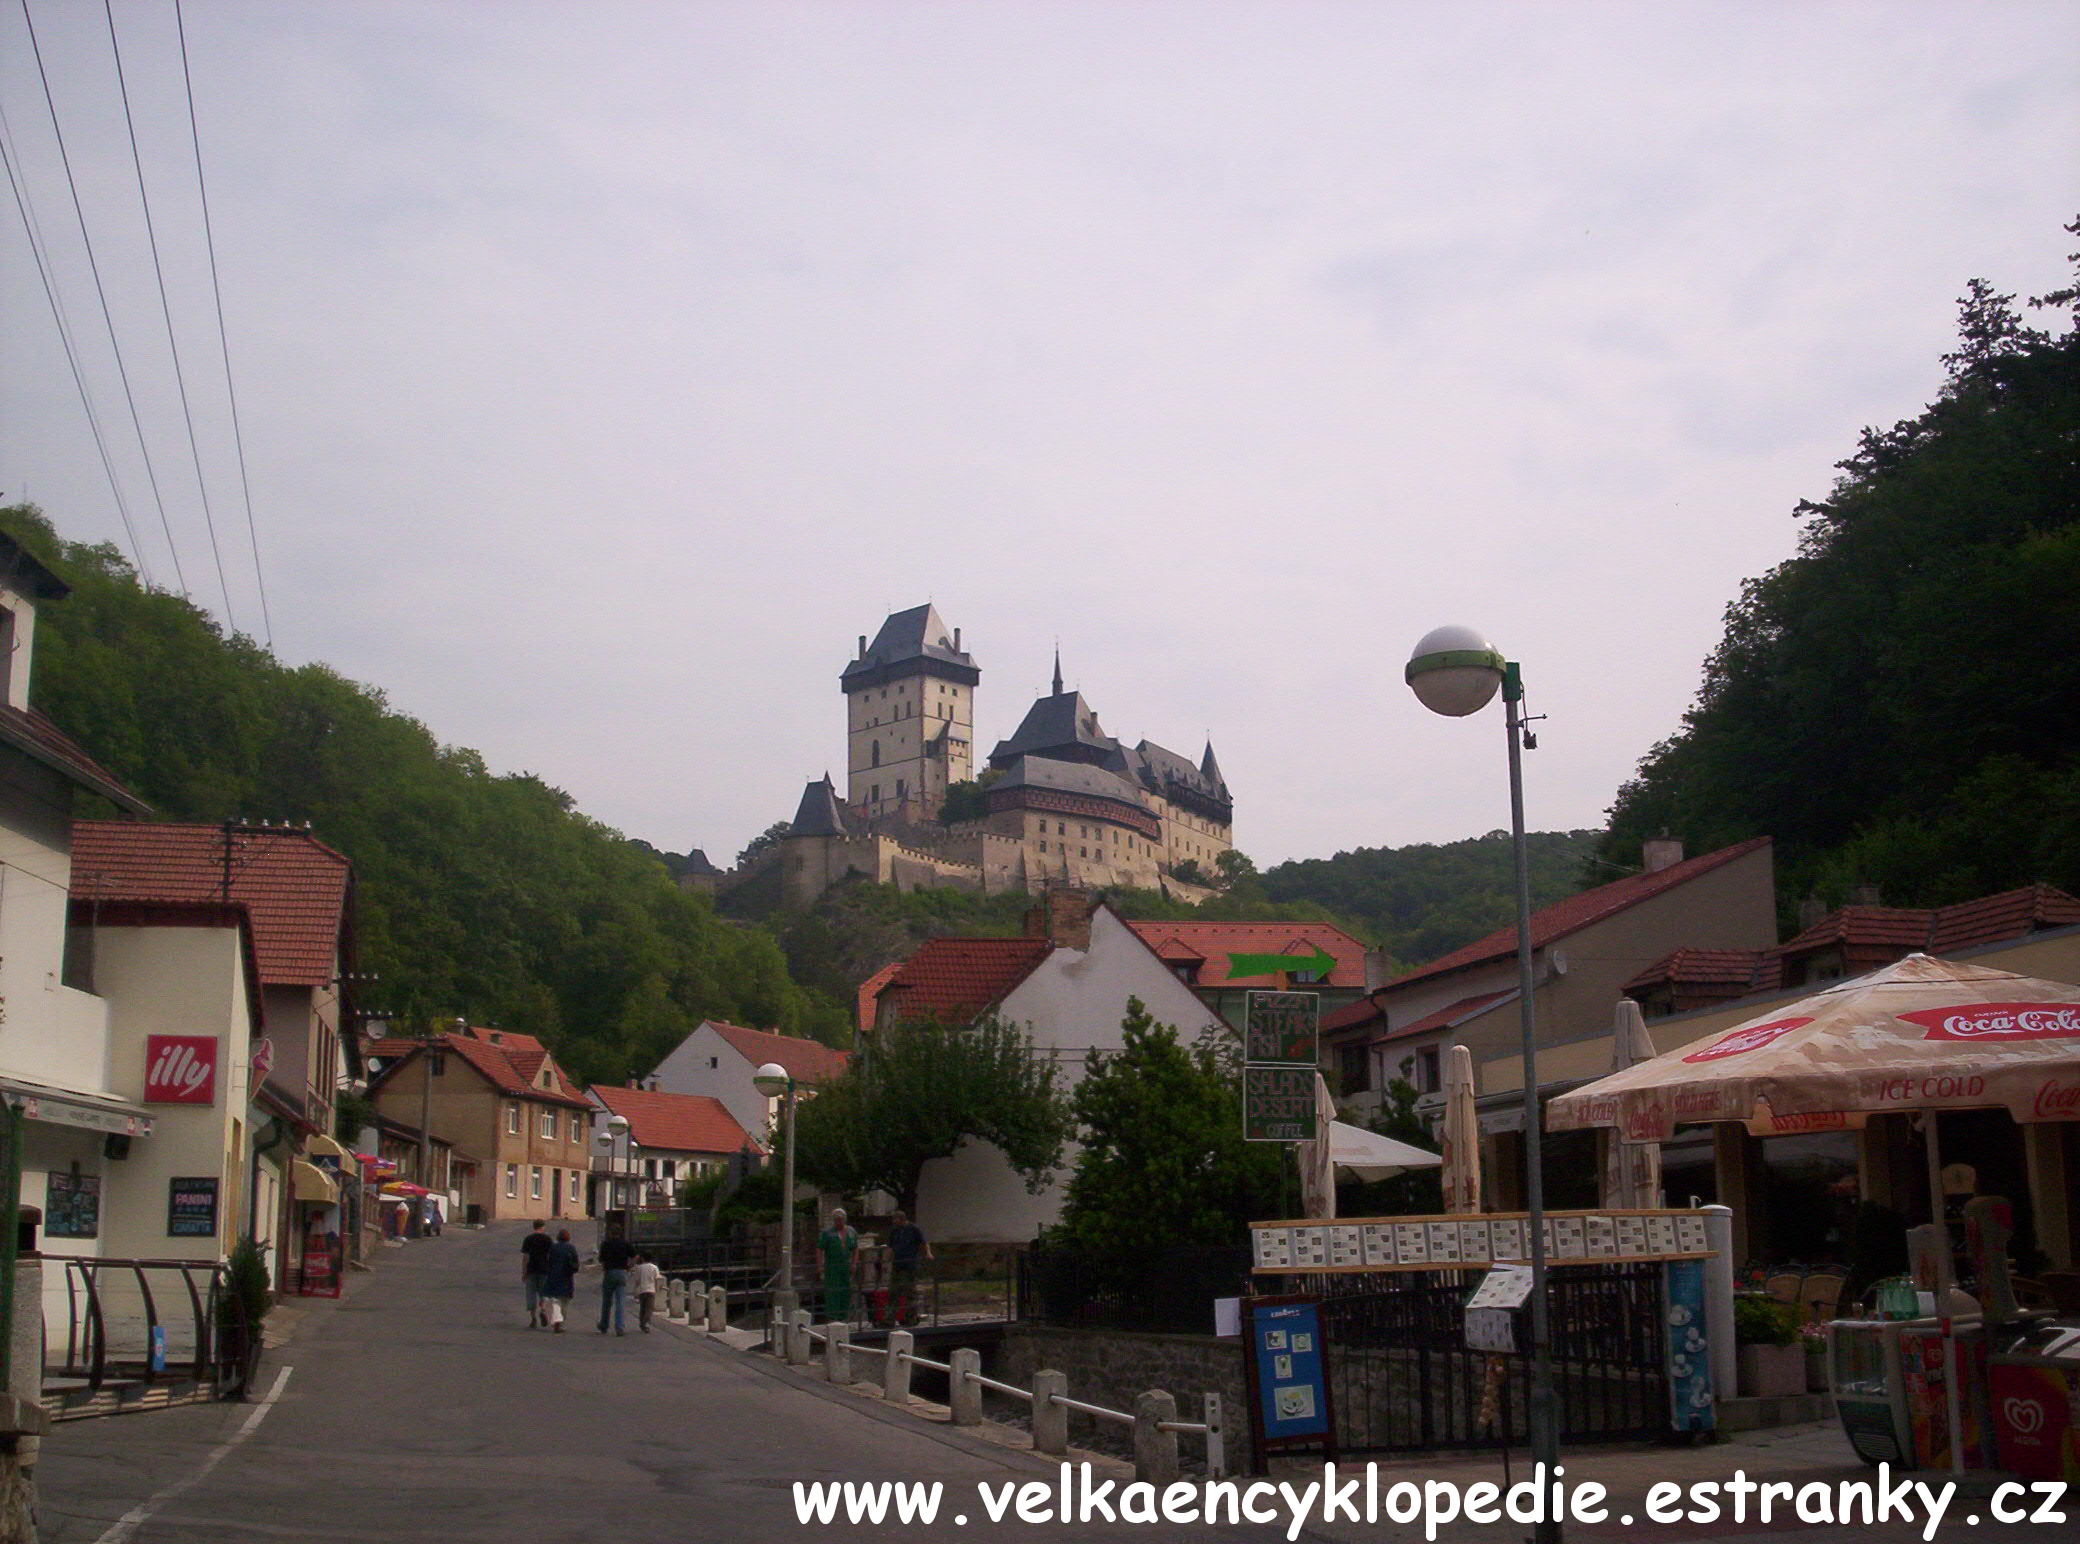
[93,1364,293,1544]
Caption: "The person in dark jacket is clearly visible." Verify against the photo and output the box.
[541,1228,580,1332]
[597,1225,635,1335]
[520,1220,553,1327]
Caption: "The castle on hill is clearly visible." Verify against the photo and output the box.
[771,604,1233,906]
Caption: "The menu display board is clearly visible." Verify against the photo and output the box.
[1252,1209,1719,1272]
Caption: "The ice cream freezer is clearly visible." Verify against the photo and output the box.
[1828,1317,1993,1470]
[1987,1319,2080,1483]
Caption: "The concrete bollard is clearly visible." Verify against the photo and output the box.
[949,1348,982,1426]
[883,1330,913,1405]
[1031,1370,1069,1455]
[705,1285,727,1332]
[1133,1390,1179,1485]
[666,1280,686,1320]
[684,1279,704,1319]
[787,1309,813,1366]
[825,1320,851,1383]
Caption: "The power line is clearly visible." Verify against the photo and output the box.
[0,106,151,584]
[103,0,233,629]
[175,0,270,648]
[16,0,188,595]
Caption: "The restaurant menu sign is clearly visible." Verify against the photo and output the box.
[168,1177,219,1238]
[1253,1208,1720,1273]
[1243,991,1320,1143]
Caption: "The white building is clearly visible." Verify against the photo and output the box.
[870,892,1226,1243]
[650,1020,849,1147]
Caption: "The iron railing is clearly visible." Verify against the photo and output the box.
[50,1257,246,1400]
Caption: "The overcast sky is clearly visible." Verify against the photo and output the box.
[4,2,2075,869]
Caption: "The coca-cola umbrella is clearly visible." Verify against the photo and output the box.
[1549,951,2080,1473]
[1601,999,1663,1209]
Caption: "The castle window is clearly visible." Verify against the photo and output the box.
[1038,841,1047,852]
[896,778,906,800]
[871,741,880,767]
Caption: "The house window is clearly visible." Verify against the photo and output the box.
[1338,1042,1373,1094]
[506,1103,519,1134]
[569,1170,581,1203]
[1038,842,1047,852]
[504,1164,518,1198]
[530,1166,543,1199]
[570,1113,583,1142]
[539,1110,556,1139]
[1417,1046,1441,1094]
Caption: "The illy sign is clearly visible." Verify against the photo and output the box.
[144,1036,219,1104]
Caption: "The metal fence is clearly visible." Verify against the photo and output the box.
[1316,1262,1669,1454]
[46,1257,246,1407]
[1018,1244,1252,1335]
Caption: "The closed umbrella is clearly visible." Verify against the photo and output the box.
[1441,1044,1482,1214]
[1603,999,1664,1209]
[1296,1073,1340,1219]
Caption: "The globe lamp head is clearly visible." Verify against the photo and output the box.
[751,1061,791,1099]
[1406,625,1506,717]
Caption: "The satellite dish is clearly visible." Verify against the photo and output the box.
[1549,948,1570,978]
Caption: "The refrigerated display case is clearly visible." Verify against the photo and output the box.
[1830,1319,1916,1467]
[1899,1322,1992,1471]
[1988,1320,2080,1483]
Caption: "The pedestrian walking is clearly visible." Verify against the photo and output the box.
[817,1207,860,1322]
[598,1224,634,1335]
[541,1228,580,1332]
[886,1209,933,1325]
[520,1219,552,1327]
[629,1252,661,1333]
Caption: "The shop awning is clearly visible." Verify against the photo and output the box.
[0,1076,154,1138]
[291,1159,338,1203]
[305,1132,349,1160]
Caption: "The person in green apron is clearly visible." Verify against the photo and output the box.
[817,1207,860,1321]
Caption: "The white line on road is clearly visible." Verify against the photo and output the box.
[92,1364,294,1544]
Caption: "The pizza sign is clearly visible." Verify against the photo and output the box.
[144,1035,219,1104]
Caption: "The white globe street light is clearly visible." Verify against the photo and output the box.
[603,1112,632,1214]
[752,1062,800,1317]
[1407,627,1561,1544]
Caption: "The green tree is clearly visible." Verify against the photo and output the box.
[791,1014,1070,1212]
[736,821,792,867]
[1057,999,1281,1271]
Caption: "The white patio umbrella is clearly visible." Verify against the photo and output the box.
[1441,1044,1482,1214]
[1296,1073,1340,1219]
[1326,1120,1443,1182]
[1550,952,2080,1474]
[1602,999,1664,1209]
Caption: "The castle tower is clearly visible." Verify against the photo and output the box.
[840,605,979,820]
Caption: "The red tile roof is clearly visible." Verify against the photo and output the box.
[1124,920,1367,987]
[2,705,148,813]
[591,1083,764,1157]
[369,1028,592,1110]
[1320,995,1385,1035]
[71,820,352,985]
[874,937,1054,1026]
[855,964,902,1036]
[703,1021,850,1086]
[1384,837,1774,992]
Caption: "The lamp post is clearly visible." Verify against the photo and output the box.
[751,1062,798,1306]
[1406,625,1559,1542]
[596,1113,631,1218]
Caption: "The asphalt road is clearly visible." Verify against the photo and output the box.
[33,1221,1251,1544]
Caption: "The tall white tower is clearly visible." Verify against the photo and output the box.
[840,606,978,820]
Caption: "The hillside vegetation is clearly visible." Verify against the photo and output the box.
[2,504,852,1077]
[1598,227,2080,918]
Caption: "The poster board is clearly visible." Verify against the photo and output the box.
[1241,1296,1335,1470]
[1251,1208,1718,1274]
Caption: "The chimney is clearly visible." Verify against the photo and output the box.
[953,627,961,652]
[858,634,868,658]
[1362,947,1390,994]
[1798,894,1828,932]
[1852,882,1882,907]
[1641,835,1684,874]
[1041,886,1092,951]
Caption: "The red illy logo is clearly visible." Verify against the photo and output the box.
[1681,1017,1811,1063]
[144,1035,218,1103]
[1899,1002,2080,1042]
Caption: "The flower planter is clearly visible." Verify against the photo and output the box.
[1738,1342,1806,1399]
[1805,1346,1830,1392]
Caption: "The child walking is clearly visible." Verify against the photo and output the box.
[629,1251,662,1332]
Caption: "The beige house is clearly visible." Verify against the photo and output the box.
[369,1027,592,1222]
[1320,837,1779,1210]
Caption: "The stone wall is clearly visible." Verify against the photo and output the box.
[988,1325,1244,1462]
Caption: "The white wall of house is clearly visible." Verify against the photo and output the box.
[916,907,1226,1243]
[652,1024,769,1139]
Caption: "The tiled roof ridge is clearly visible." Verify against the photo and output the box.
[590,1082,766,1155]
[1384,836,1773,991]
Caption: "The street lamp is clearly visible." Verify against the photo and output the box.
[1406,625,1560,1541]
[751,1062,798,1308]
[597,1113,631,1215]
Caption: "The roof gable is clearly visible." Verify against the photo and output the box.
[590,1083,764,1155]
[877,937,1054,1026]
[698,1021,850,1085]
[1123,919,1367,987]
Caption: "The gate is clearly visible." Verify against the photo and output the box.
[1316,1262,1669,1453]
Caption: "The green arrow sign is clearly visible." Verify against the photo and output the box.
[1226,949,1336,980]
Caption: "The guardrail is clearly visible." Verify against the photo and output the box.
[770,1307,1222,1481]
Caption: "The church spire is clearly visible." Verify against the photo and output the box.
[1052,647,1063,697]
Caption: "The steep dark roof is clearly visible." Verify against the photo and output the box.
[840,604,977,686]
[988,691,1118,768]
[1200,741,1226,792]
[991,754,1149,809]
[1122,738,1229,808]
[788,775,849,837]
[681,848,722,876]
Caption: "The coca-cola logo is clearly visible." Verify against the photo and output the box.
[1681,1017,1810,1063]
[1621,1103,1666,1140]
[2033,1080,2080,1119]
[1899,1002,2080,1042]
